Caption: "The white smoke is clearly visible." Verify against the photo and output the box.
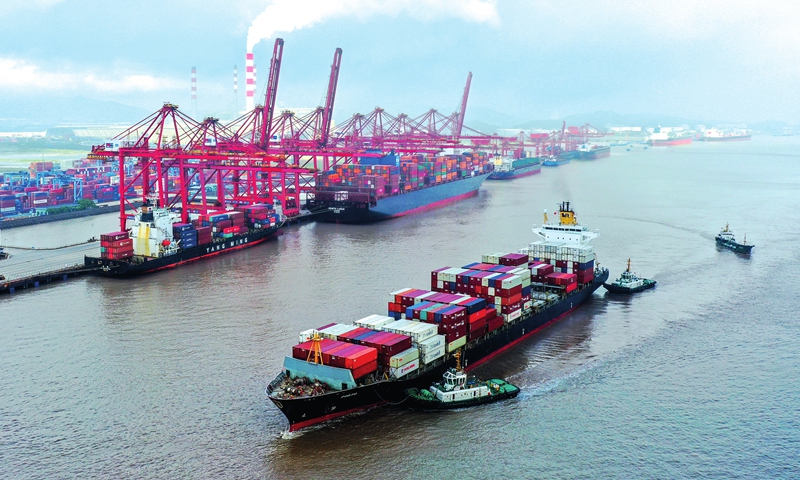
[246,0,499,51]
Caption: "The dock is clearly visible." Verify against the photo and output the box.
[0,243,101,294]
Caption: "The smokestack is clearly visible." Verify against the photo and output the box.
[245,52,255,111]
[233,65,239,113]
[191,67,197,117]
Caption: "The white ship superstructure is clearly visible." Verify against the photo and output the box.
[523,201,598,266]
[130,200,180,258]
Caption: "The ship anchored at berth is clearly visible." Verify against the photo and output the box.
[266,202,608,431]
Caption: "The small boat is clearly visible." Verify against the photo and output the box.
[542,155,570,166]
[716,223,754,254]
[404,351,520,411]
[603,259,656,294]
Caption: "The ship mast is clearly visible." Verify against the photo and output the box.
[307,333,324,365]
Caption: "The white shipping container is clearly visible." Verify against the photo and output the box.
[403,322,438,343]
[418,334,446,354]
[481,252,503,264]
[389,287,413,298]
[390,359,419,378]
[298,329,319,343]
[446,335,467,352]
[421,345,446,364]
[356,314,395,329]
[318,323,357,340]
[503,309,522,323]
[381,319,413,333]
[389,347,419,368]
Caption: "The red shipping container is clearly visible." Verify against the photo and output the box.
[321,343,352,364]
[361,331,393,349]
[468,315,487,333]
[291,339,338,360]
[379,335,413,356]
[577,270,594,284]
[342,346,378,370]
[566,283,578,293]
[102,250,133,260]
[101,231,128,242]
[351,360,378,380]
[328,345,359,368]
[468,325,487,342]
[337,327,373,343]
[500,302,522,314]
[499,253,529,266]
[444,329,466,343]
[487,315,505,332]
[498,285,522,297]
[108,238,133,249]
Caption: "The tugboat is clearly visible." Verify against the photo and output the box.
[603,259,657,294]
[404,351,520,411]
[716,224,754,254]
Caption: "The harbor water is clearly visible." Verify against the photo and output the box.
[2,137,799,478]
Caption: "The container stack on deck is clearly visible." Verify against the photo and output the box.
[291,312,454,380]
[172,223,197,249]
[522,242,595,289]
[99,232,133,260]
[237,204,280,229]
[314,151,491,199]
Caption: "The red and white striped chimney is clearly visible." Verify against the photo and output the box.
[245,52,255,111]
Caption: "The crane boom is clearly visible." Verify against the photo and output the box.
[320,48,342,147]
[259,38,284,149]
[454,72,472,140]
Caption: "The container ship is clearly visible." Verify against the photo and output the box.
[84,200,283,276]
[700,128,752,142]
[308,152,493,223]
[267,202,608,431]
[578,144,611,160]
[487,155,542,180]
[648,127,693,146]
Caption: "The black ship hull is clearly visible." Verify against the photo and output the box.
[84,225,281,277]
[715,237,754,254]
[267,269,610,431]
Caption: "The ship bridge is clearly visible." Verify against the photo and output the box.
[532,201,598,245]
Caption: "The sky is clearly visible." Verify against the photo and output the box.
[1,0,799,126]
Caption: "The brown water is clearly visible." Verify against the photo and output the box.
[2,137,800,479]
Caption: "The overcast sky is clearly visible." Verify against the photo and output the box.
[1,0,798,124]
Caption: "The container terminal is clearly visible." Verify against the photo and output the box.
[0,39,617,291]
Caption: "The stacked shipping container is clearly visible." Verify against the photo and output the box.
[99,231,133,260]
[315,151,491,199]
[523,242,595,287]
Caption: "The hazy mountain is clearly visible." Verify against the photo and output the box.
[0,95,151,130]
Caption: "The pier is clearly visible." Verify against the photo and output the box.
[0,243,100,294]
